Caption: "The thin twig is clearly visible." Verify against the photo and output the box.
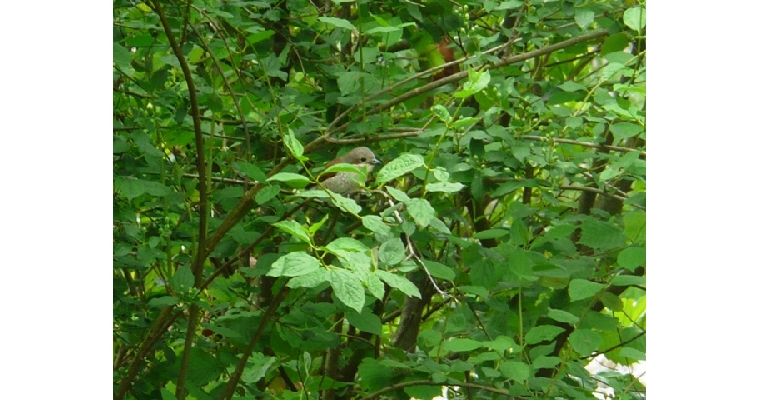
[559,185,645,211]
[380,193,450,299]
[324,130,423,145]
[183,173,250,185]
[521,135,645,157]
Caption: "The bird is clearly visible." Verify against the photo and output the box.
[317,147,382,194]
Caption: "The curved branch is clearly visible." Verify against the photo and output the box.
[324,130,423,144]
[149,1,209,398]
[356,380,517,400]
[328,30,610,136]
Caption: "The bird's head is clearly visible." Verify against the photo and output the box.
[325,147,382,171]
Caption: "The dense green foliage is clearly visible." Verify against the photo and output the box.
[113,0,645,398]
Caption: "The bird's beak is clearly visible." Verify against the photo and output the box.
[372,158,383,165]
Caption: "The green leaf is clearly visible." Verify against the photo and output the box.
[273,220,311,243]
[484,335,519,352]
[455,69,491,98]
[424,261,455,281]
[601,32,630,55]
[346,309,382,335]
[375,153,425,184]
[610,122,644,141]
[432,167,450,182]
[358,358,395,392]
[328,190,362,214]
[600,292,624,312]
[618,347,646,360]
[267,252,321,277]
[568,329,602,356]
[296,189,331,198]
[379,238,405,266]
[170,265,195,292]
[255,185,279,204]
[159,387,177,400]
[611,275,645,287]
[492,180,536,197]
[451,117,480,129]
[474,229,508,240]
[329,269,365,312]
[578,218,626,251]
[386,186,411,203]
[113,43,131,68]
[337,71,364,96]
[214,187,244,200]
[623,7,646,32]
[267,172,311,188]
[284,129,305,160]
[510,218,530,247]
[431,104,451,123]
[533,356,561,370]
[362,215,391,236]
[569,279,606,302]
[318,16,356,30]
[229,225,257,244]
[548,91,584,105]
[232,161,268,182]
[365,26,401,34]
[425,181,464,193]
[365,273,385,300]
[326,237,370,253]
[187,46,204,63]
[524,325,565,345]
[499,361,529,382]
[547,308,580,324]
[148,296,180,308]
[375,270,421,298]
[624,211,646,242]
[205,325,242,338]
[245,30,275,45]
[574,9,595,29]
[559,81,587,92]
[116,178,146,200]
[309,214,330,234]
[132,131,164,158]
[618,247,645,271]
[459,285,489,299]
[407,198,435,227]
[321,162,365,177]
[241,353,276,383]
[442,338,483,352]
[600,165,625,182]
[427,217,451,234]
[287,269,329,288]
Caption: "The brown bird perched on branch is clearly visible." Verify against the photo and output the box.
[318,147,382,194]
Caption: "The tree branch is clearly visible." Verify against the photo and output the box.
[150,1,208,398]
[329,30,610,136]
[218,286,291,400]
[356,380,517,400]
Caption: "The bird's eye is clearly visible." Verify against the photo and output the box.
[360,157,366,162]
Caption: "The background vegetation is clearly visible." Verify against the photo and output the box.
[113,0,646,398]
